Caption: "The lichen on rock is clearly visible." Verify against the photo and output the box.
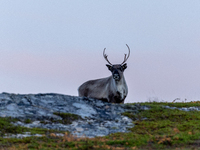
[0,92,147,138]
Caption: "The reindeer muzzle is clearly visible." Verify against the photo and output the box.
[113,70,120,81]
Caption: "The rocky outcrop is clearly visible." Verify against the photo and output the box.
[0,93,148,138]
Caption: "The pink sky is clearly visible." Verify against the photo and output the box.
[1,49,200,103]
[0,1,200,102]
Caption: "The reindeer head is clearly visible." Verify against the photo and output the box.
[103,44,130,81]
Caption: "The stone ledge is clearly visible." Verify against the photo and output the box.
[0,93,148,138]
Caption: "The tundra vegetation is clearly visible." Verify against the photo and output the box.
[1,102,200,149]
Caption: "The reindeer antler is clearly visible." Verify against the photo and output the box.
[103,48,112,65]
[121,44,130,65]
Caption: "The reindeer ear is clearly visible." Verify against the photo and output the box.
[122,63,127,71]
[106,64,112,71]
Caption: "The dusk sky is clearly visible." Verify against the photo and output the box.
[1,1,200,103]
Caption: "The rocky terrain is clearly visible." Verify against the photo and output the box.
[163,105,200,111]
[0,93,148,138]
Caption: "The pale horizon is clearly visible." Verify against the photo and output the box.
[1,1,200,103]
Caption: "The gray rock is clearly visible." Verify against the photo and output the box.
[4,132,43,139]
[163,106,200,112]
[0,92,145,138]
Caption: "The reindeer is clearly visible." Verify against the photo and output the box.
[78,44,130,103]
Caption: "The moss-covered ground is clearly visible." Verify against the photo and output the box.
[1,102,200,149]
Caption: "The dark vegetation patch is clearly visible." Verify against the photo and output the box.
[1,102,200,149]
[24,118,32,124]
[0,116,64,138]
[39,112,83,125]
[53,112,82,124]
[0,117,26,136]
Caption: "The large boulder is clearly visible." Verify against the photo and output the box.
[0,93,147,138]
